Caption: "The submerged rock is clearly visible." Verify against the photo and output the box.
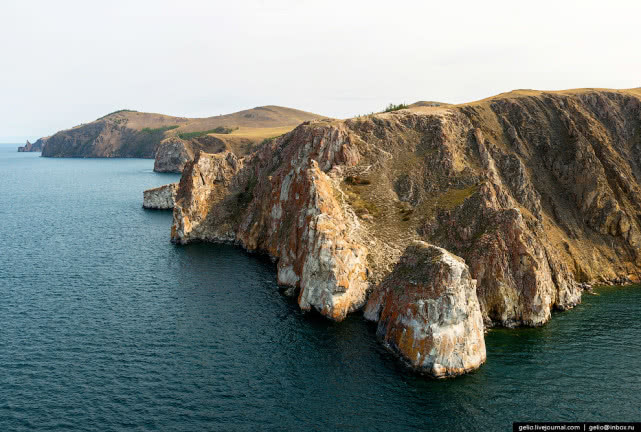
[143,183,178,210]
[364,242,486,377]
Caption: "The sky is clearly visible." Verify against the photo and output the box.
[1,0,640,142]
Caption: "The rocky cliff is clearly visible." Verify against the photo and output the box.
[170,88,641,376]
[364,242,486,377]
[18,137,48,152]
[42,110,187,158]
[153,135,227,173]
[153,106,326,173]
[143,183,178,210]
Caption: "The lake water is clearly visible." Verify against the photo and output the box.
[1,144,639,431]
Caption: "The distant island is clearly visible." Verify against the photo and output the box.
[23,106,325,172]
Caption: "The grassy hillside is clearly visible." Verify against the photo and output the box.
[41,106,327,159]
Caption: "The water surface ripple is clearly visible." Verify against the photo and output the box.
[1,145,639,431]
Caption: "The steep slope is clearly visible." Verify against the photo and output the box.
[40,106,326,169]
[41,110,190,158]
[169,88,641,375]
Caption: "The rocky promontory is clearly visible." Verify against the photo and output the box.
[143,183,178,210]
[168,88,641,376]
[40,106,325,172]
[18,137,48,152]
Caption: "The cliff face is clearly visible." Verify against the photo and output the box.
[41,111,188,158]
[364,242,486,377]
[172,125,370,320]
[153,135,227,173]
[170,88,641,374]
[143,183,178,210]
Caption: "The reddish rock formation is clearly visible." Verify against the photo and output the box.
[172,124,369,320]
[169,88,641,374]
[364,241,486,377]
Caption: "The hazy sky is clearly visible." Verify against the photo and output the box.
[1,0,640,142]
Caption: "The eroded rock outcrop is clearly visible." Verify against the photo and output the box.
[364,241,486,377]
[143,183,178,209]
[172,125,369,320]
[153,138,193,173]
[153,135,229,173]
[17,140,33,152]
[18,137,48,152]
[171,89,641,329]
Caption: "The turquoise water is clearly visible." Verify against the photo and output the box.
[0,144,640,431]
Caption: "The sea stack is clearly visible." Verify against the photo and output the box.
[364,242,486,377]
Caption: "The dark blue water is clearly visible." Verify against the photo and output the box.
[1,144,640,431]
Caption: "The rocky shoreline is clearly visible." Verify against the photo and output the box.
[147,88,641,377]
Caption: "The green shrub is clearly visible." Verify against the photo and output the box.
[383,103,409,112]
[259,134,284,147]
[141,125,179,134]
[178,127,235,140]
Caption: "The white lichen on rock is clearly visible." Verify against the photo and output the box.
[143,183,178,210]
[364,241,486,377]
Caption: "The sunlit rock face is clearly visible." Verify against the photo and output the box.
[172,123,368,320]
[143,183,178,210]
[171,89,641,333]
[364,241,486,378]
[153,138,192,173]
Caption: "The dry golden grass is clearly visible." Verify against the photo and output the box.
[100,105,326,134]
[458,87,641,107]
[224,126,293,139]
[403,88,641,116]
[105,111,190,130]
[174,106,326,133]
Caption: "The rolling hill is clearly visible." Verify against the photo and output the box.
[38,106,327,172]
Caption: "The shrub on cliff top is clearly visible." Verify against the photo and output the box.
[384,103,409,112]
[141,125,179,134]
[178,127,236,140]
